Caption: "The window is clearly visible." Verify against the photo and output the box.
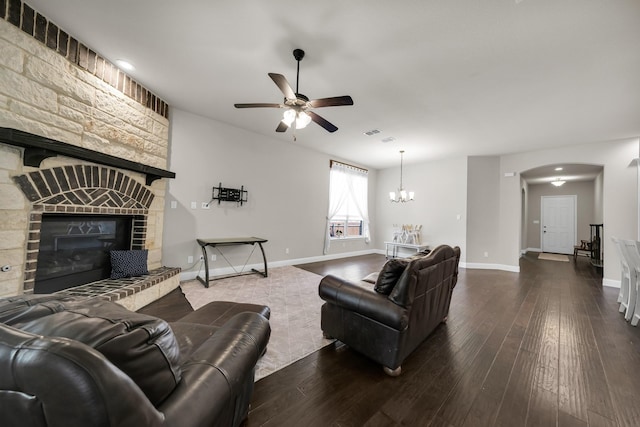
[324,161,370,253]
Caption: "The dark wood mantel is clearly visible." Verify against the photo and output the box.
[0,128,176,185]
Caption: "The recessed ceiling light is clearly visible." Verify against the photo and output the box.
[115,59,135,71]
[554,167,563,171]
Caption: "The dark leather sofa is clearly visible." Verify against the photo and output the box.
[319,244,461,375]
[0,295,270,427]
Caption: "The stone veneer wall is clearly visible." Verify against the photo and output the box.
[0,3,171,297]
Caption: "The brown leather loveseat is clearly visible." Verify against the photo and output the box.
[319,244,461,375]
[0,294,270,427]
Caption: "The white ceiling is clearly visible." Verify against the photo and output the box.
[25,0,640,170]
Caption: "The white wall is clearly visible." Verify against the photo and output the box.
[165,109,637,286]
[375,156,467,263]
[466,156,501,265]
[498,137,639,283]
[594,170,604,223]
[163,109,377,277]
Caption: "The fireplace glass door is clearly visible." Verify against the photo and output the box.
[35,214,133,293]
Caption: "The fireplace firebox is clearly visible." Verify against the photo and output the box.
[35,214,134,294]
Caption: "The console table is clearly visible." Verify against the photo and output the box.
[196,237,268,288]
[385,241,429,259]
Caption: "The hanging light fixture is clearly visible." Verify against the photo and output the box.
[389,150,414,203]
[550,177,566,187]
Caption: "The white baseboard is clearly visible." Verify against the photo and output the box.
[179,249,381,282]
[180,250,526,281]
[602,278,621,288]
[461,262,520,273]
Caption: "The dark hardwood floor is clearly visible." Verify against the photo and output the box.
[140,253,640,427]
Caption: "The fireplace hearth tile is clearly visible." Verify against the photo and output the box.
[55,267,180,303]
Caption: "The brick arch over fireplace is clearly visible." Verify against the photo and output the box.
[13,165,154,294]
[13,165,155,209]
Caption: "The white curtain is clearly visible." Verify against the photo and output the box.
[323,162,370,254]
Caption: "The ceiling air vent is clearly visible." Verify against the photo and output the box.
[381,137,396,143]
[364,129,381,136]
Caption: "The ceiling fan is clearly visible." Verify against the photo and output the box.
[234,49,353,134]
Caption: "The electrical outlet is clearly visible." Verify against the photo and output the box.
[201,202,210,209]
[187,255,193,263]
[170,201,177,209]
[190,201,197,209]
[285,248,289,254]
[211,254,216,261]
[484,252,489,258]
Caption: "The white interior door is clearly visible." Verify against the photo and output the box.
[541,195,576,254]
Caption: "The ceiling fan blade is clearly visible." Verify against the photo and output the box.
[309,96,354,108]
[268,73,296,100]
[234,103,282,108]
[276,121,289,132]
[308,111,338,133]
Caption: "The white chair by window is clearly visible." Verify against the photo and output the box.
[620,239,640,324]
[612,237,634,320]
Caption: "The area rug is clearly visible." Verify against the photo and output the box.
[538,252,570,262]
[180,266,333,380]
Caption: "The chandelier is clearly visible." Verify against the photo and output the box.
[389,150,414,203]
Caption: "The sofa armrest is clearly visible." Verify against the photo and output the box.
[319,275,408,330]
[159,312,270,427]
[0,323,164,427]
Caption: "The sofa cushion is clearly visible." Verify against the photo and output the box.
[374,250,431,295]
[362,272,379,284]
[0,294,75,324]
[388,247,449,308]
[5,298,181,406]
[110,249,149,279]
[374,258,410,294]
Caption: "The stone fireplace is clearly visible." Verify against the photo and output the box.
[0,4,177,305]
[12,164,154,294]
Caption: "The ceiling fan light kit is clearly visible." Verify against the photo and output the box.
[282,109,311,129]
[234,49,353,135]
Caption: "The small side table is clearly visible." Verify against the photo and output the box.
[384,241,430,259]
[196,237,268,288]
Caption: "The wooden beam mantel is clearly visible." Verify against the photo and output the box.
[0,128,176,185]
